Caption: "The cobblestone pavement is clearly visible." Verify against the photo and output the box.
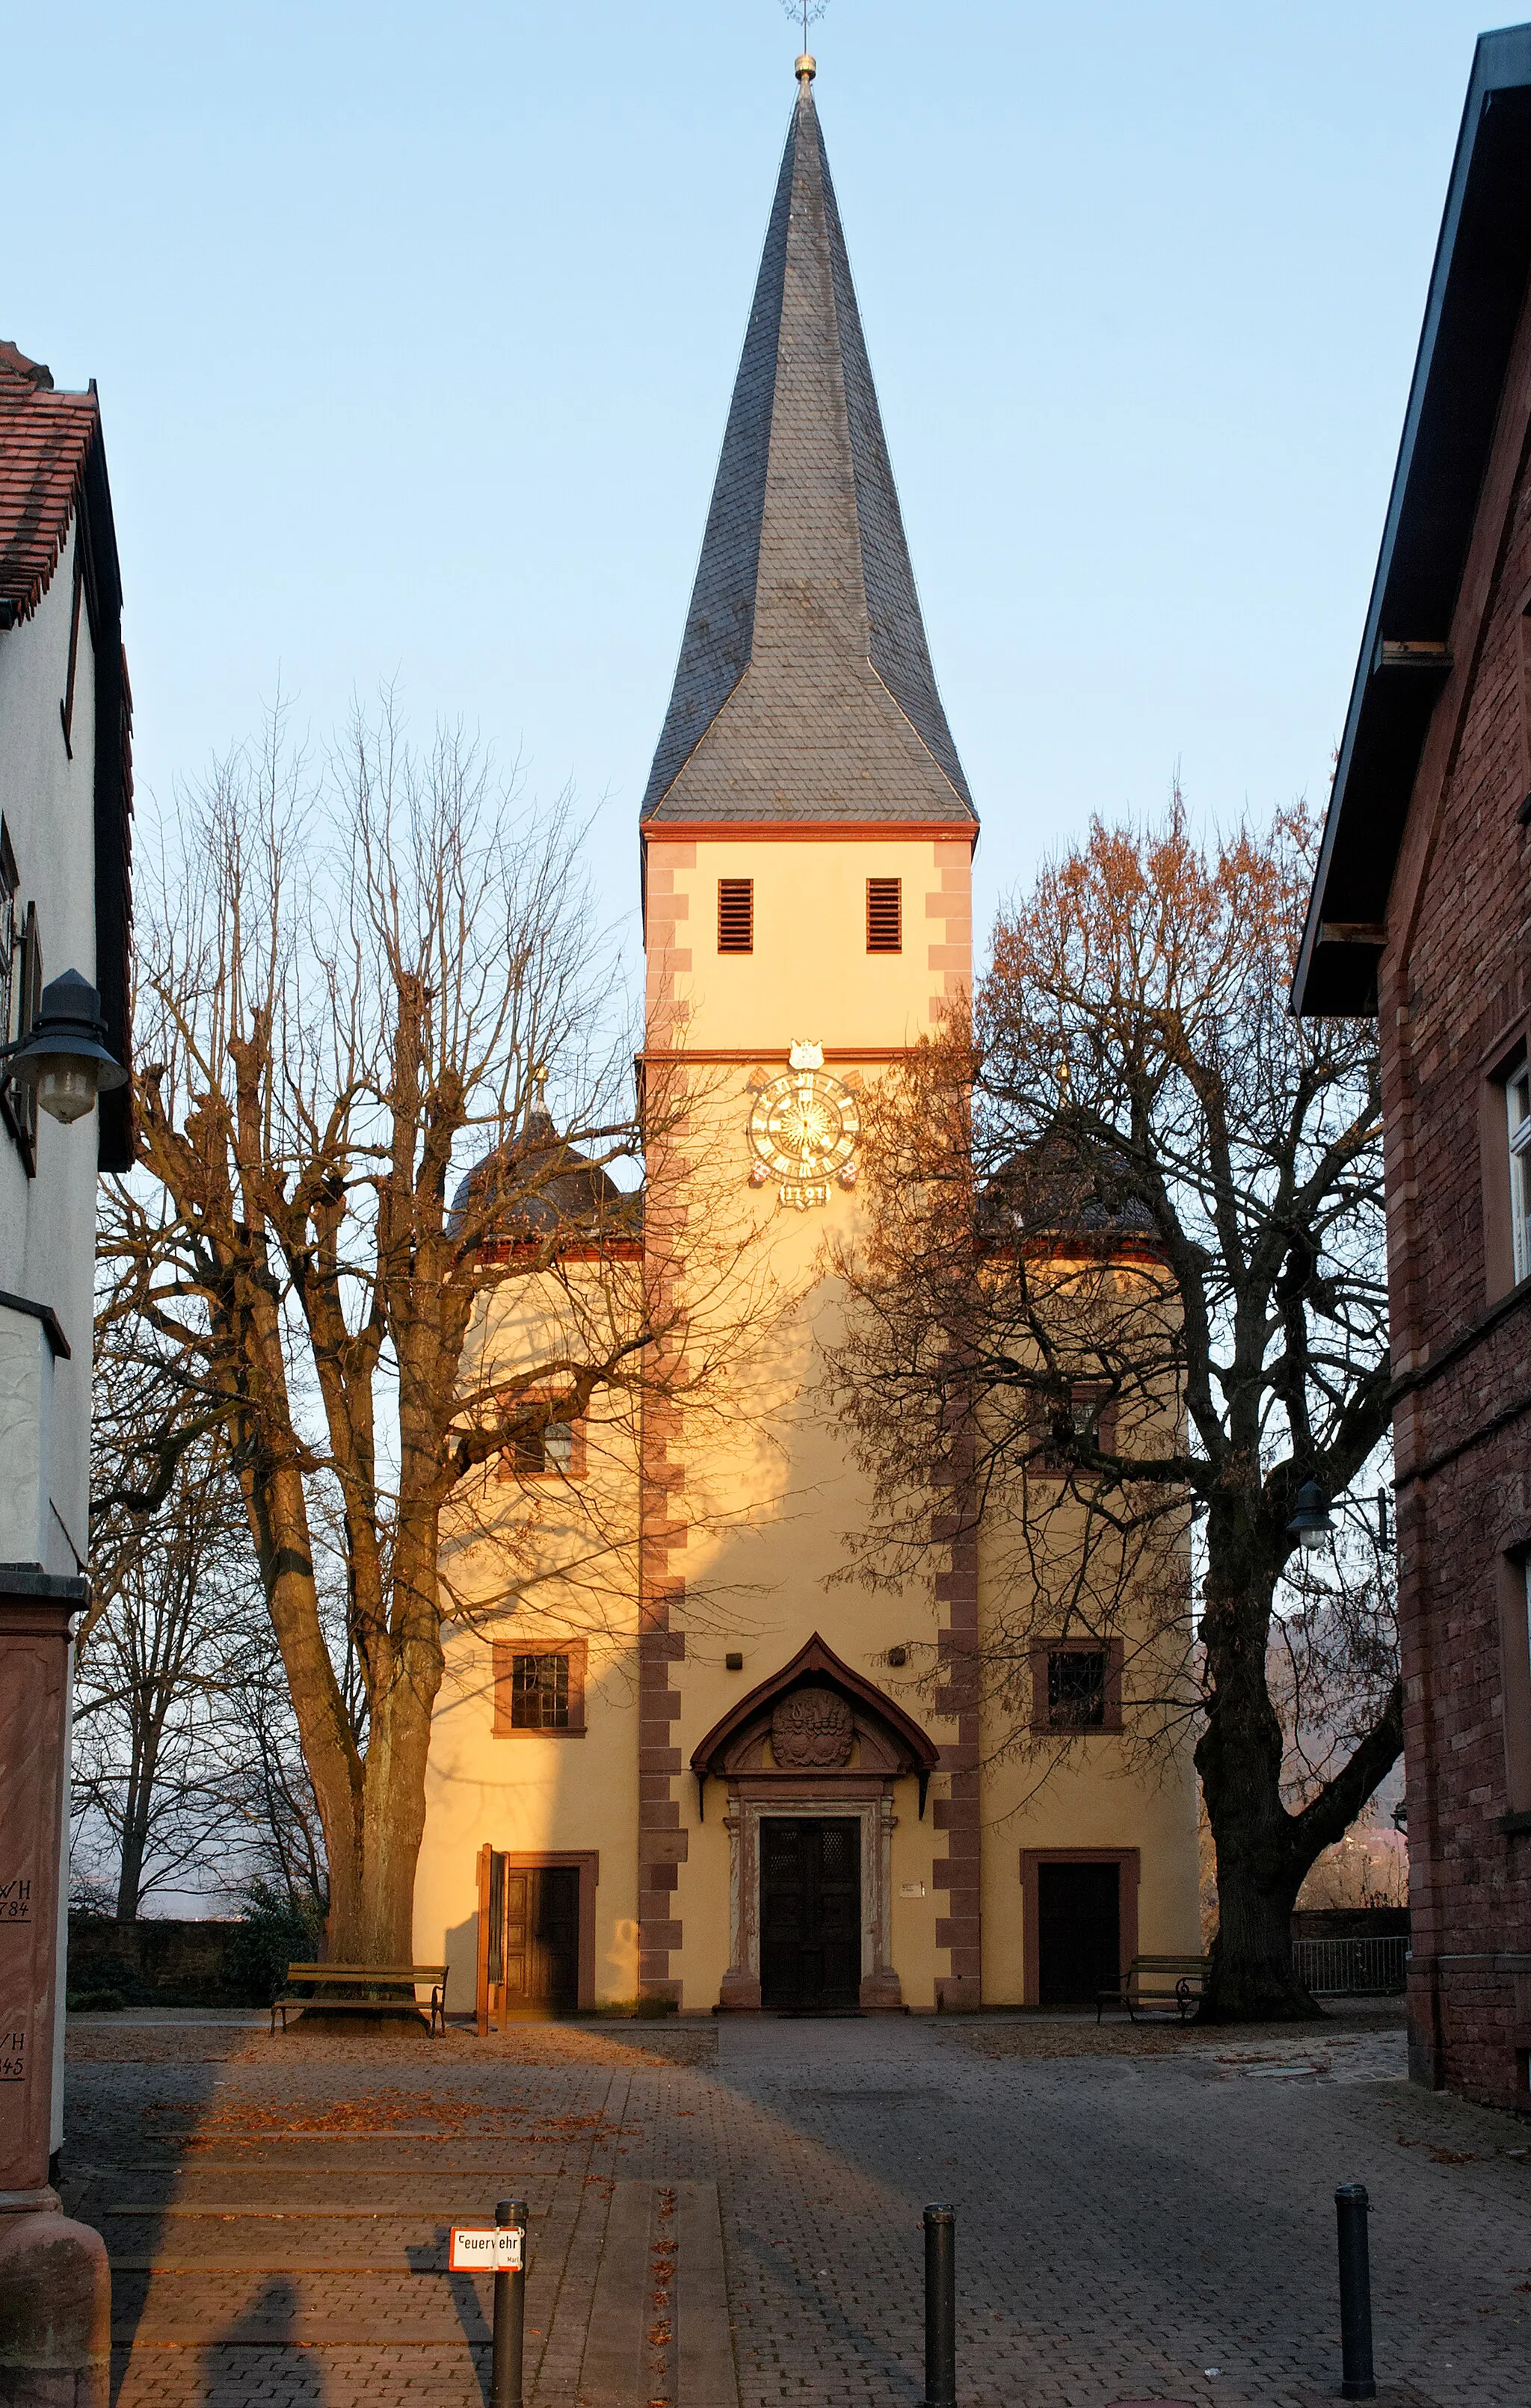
[61,2005,1531,2408]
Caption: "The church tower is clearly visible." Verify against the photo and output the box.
[416,56,1201,2025]
[637,55,982,2013]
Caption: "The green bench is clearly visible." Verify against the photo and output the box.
[270,1962,448,2036]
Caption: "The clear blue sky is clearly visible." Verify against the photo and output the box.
[7,2,1513,948]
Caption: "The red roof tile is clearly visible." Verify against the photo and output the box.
[0,342,99,626]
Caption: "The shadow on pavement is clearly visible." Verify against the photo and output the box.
[203,2277,325,2404]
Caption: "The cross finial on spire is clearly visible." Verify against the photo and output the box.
[779,0,827,76]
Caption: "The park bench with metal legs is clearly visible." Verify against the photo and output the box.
[270,1962,448,2035]
[1096,1953,1208,2023]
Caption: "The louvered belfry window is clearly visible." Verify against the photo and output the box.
[866,877,902,953]
[718,878,754,954]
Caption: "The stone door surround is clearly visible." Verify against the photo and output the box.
[690,1632,940,2013]
[721,1782,900,2011]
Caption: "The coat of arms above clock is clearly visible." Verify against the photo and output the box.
[746,1040,860,1210]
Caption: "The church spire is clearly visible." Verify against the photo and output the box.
[640,64,975,827]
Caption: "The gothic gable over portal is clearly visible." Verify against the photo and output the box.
[691,1631,938,1812]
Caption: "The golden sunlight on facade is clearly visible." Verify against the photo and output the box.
[414,58,1199,2018]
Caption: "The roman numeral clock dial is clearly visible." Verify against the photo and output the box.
[747,1042,860,1210]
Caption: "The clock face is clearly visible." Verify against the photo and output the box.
[748,1067,860,1208]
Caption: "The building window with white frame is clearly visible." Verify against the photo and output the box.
[1510,1061,1531,1285]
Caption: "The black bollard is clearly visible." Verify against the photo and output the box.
[1334,2183,1376,2401]
[922,2202,956,2408]
[491,2196,528,2408]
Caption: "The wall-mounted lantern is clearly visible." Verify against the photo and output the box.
[0,968,126,1125]
[1287,1480,1332,1551]
[1287,1479,1392,1552]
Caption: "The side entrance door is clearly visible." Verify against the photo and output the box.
[478,1852,580,2025]
[760,1818,861,2011]
[1036,1859,1120,2005]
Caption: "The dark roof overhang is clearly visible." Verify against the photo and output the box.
[1293,23,1531,1018]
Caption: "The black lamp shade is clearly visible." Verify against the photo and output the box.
[2,968,127,1125]
[1287,1478,1331,1549]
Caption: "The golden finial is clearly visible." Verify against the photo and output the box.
[780,0,827,79]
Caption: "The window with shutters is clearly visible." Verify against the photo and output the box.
[493,1640,588,1736]
[866,877,902,953]
[0,822,15,1066]
[0,827,40,1173]
[718,879,754,953]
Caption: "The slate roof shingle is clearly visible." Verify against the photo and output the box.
[641,74,976,828]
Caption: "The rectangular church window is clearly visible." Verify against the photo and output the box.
[506,1421,576,1475]
[866,877,902,952]
[1031,1637,1123,1734]
[718,879,754,953]
[1032,1382,1117,1472]
[512,1653,570,1729]
[493,1641,588,1737]
[1047,1649,1108,1729]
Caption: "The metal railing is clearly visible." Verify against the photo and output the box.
[1293,1935,1407,1995]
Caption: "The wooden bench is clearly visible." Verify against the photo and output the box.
[1096,1954,1209,2024]
[270,1963,448,2036]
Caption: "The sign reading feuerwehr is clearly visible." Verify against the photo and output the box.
[449,2225,524,2272]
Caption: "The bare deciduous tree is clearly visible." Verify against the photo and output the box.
[100,704,771,1967]
[78,1333,327,1920]
[828,801,1399,2020]
[73,1431,239,1920]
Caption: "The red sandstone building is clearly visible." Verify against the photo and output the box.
[1296,24,1531,2110]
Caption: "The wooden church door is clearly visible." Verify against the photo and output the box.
[760,1818,861,2011]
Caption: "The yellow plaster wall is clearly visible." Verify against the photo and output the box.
[416,1261,643,2008]
[645,833,971,1049]
[416,1626,641,2011]
[977,1743,1203,2004]
[419,823,1201,2013]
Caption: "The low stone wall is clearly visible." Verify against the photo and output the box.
[67,1915,255,2005]
[1291,1907,1411,1942]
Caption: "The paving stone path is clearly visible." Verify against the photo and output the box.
[61,2004,1531,2408]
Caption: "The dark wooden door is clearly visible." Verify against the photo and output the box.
[502,1865,580,2009]
[1037,1860,1120,2004]
[760,1818,861,2010]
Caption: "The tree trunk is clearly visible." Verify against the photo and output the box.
[114,1835,144,1924]
[318,1711,438,1965]
[1198,1835,1314,2022]
[114,1727,158,1921]
[1195,1549,1321,2022]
